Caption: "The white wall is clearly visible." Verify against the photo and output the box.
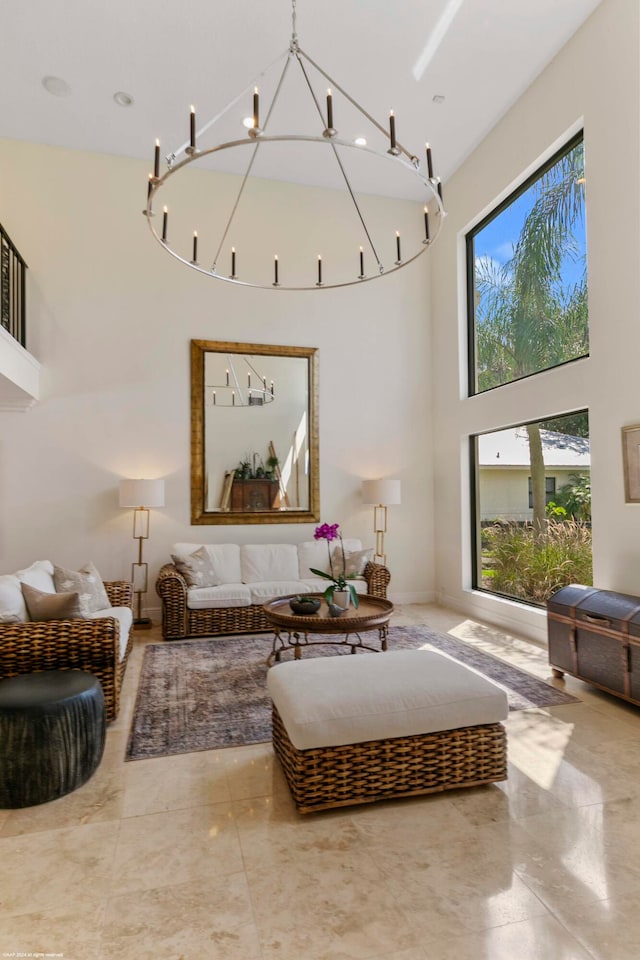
[430,0,640,643]
[0,139,434,614]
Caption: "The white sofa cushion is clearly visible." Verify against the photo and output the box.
[87,606,133,660]
[172,543,241,585]
[187,584,251,610]
[0,573,28,623]
[248,581,314,604]
[297,541,331,579]
[241,544,299,583]
[299,577,333,594]
[297,539,363,580]
[16,560,55,594]
[267,649,509,750]
[299,577,368,596]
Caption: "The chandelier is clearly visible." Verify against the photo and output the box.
[205,354,275,407]
[143,0,445,290]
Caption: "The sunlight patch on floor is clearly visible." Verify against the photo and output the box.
[507,709,575,791]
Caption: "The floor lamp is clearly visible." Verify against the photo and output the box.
[361,478,401,565]
[119,478,165,629]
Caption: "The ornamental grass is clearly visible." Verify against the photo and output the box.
[482,519,592,605]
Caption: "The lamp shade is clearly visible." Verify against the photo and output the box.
[119,478,165,508]
[361,478,401,506]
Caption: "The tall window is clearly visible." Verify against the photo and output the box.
[467,133,588,395]
[471,412,592,607]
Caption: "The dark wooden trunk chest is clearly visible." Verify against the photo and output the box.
[230,478,279,512]
[547,584,640,706]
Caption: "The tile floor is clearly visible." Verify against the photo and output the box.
[2,603,640,959]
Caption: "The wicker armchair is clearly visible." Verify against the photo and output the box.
[156,560,391,642]
[0,581,134,723]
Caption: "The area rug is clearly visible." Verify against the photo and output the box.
[125,625,579,761]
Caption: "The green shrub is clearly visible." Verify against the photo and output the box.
[551,473,591,521]
[482,519,592,605]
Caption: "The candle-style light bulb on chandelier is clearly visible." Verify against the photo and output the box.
[142,0,446,291]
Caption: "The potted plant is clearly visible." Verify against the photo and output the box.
[309,522,359,609]
[289,595,321,615]
[238,457,252,480]
[265,454,279,481]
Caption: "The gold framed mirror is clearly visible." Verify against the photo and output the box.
[191,339,320,524]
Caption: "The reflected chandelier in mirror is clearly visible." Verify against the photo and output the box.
[191,339,319,524]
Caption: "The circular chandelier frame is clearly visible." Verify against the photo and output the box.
[142,2,446,291]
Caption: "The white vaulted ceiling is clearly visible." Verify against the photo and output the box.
[0,0,603,195]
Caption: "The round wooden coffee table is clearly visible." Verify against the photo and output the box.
[263,594,394,665]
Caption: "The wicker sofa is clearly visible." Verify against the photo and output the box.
[156,539,391,641]
[0,561,134,722]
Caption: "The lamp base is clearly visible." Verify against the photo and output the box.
[133,617,153,631]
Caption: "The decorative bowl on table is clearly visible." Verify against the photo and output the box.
[289,597,321,615]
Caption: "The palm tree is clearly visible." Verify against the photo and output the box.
[474,140,588,534]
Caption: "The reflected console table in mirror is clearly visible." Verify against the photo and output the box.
[191,339,319,524]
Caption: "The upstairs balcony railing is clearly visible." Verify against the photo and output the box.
[0,223,27,348]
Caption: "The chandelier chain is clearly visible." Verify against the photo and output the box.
[211,55,293,271]
[291,0,298,49]
[295,52,383,270]
[210,142,260,272]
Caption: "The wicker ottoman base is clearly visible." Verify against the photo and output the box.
[272,706,507,814]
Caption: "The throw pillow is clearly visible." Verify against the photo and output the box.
[0,573,28,623]
[171,546,221,588]
[21,582,83,622]
[331,546,375,578]
[16,560,56,594]
[53,562,110,615]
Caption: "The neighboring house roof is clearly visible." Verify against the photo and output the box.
[478,428,590,468]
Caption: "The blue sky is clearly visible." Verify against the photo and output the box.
[474,172,587,291]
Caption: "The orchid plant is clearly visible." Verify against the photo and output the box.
[309,522,359,608]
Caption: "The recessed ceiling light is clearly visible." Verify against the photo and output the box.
[42,76,71,97]
[432,94,446,104]
[354,137,367,146]
[113,91,135,107]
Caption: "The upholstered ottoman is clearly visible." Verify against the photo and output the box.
[267,649,508,813]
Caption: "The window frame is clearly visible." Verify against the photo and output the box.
[470,409,590,605]
[466,130,588,398]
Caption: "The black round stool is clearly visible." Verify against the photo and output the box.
[0,670,106,808]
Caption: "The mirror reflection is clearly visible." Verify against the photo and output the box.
[191,340,319,524]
